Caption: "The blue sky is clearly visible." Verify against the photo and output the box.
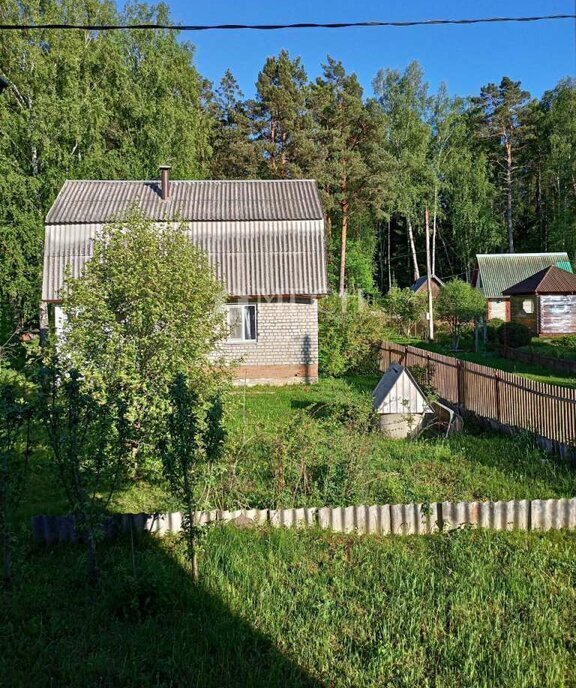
[127,1,575,99]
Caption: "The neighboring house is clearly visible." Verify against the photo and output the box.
[502,266,576,336]
[473,253,573,321]
[41,168,328,385]
[409,275,444,298]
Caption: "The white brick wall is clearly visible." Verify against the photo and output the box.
[216,298,318,367]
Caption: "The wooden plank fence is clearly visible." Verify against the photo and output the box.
[379,341,576,456]
[31,498,576,545]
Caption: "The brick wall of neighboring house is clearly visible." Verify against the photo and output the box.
[217,298,319,385]
[487,298,510,321]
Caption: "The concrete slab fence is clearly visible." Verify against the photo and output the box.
[32,498,576,545]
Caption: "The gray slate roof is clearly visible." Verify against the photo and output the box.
[475,253,573,299]
[46,179,323,224]
[43,179,327,301]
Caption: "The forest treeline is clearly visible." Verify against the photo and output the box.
[1,0,575,336]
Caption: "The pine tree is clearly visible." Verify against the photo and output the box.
[311,57,383,295]
[209,70,259,179]
[472,77,531,252]
[252,50,315,179]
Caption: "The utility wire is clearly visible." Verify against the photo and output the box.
[0,15,575,32]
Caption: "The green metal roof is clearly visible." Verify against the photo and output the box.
[475,253,573,298]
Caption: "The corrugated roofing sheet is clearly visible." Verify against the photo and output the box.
[476,253,573,298]
[503,266,576,295]
[42,220,328,300]
[46,179,323,224]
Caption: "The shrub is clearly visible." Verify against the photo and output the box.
[382,286,427,337]
[436,280,486,350]
[318,294,389,377]
[498,322,531,349]
[486,318,504,343]
[57,210,229,476]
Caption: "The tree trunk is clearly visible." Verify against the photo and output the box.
[338,166,348,297]
[505,140,514,252]
[86,529,99,585]
[186,504,198,583]
[407,217,420,281]
[537,165,547,251]
[2,529,10,584]
[387,219,392,291]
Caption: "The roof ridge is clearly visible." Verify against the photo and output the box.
[477,252,568,257]
[60,178,319,184]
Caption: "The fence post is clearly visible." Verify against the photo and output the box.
[494,372,501,422]
[457,359,464,408]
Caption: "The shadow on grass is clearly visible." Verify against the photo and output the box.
[1,532,324,688]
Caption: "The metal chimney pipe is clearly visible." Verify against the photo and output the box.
[159,165,171,200]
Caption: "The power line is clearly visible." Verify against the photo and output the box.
[0,15,575,32]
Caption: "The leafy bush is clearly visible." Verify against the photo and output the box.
[436,280,486,350]
[382,286,427,337]
[498,322,531,348]
[318,294,389,376]
[486,318,505,344]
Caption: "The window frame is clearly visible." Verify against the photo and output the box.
[226,303,257,343]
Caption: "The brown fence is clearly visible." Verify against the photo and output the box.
[379,342,576,454]
[499,346,576,375]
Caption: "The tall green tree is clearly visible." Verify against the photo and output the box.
[311,57,385,295]
[540,79,576,254]
[57,211,228,474]
[252,50,315,179]
[373,62,432,281]
[472,77,531,252]
[209,70,259,179]
[0,0,210,334]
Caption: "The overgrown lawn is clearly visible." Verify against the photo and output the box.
[2,526,576,687]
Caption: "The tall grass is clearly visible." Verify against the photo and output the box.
[18,376,576,520]
[2,527,576,687]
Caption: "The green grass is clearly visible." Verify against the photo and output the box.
[19,376,576,524]
[520,336,576,362]
[6,378,576,686]
[408,340,576,388]
[2,526,576,687]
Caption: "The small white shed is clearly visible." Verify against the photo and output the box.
[373,363,432,438]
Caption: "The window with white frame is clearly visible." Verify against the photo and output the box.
[226,304,257,342]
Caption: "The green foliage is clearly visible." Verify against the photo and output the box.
[0,0,210,331]
[486,317,505,344]
[39,365,130,583]
[382,286,427,336]
[160,373,226,579]
[57,210,229,475]
[498,322,532,349]
[0,363,33,581]
[318,295,388,376]
[436,280,486,349]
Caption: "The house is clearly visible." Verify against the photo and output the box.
[502,266,576,336]
[409,275,444,298]
[473,253,573,321]
[41,168,328,385]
